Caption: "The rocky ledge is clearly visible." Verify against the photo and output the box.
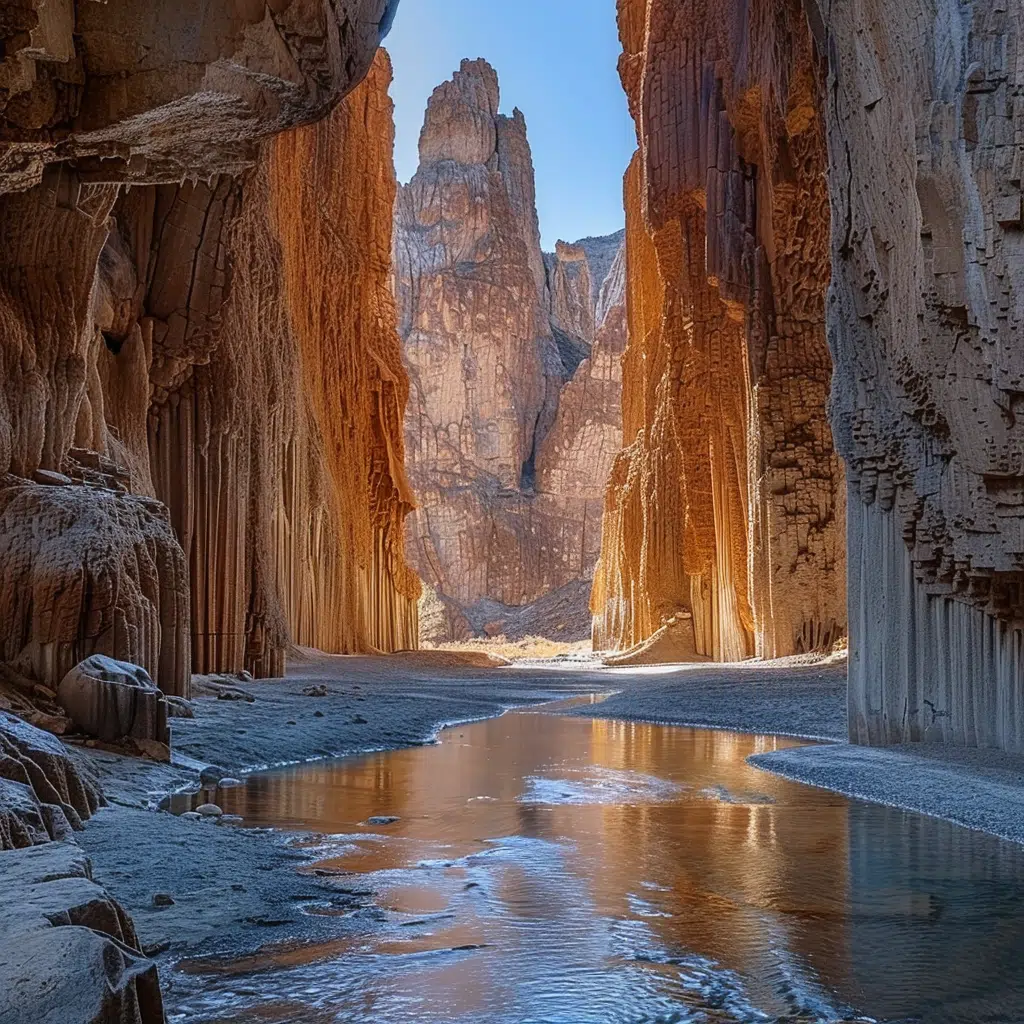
[0,712,163,1024]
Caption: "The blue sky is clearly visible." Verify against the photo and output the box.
[384,0,635,250]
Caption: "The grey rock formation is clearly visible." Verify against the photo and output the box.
[57,656,168,745]
[0,845,164,1024]
[818,0,1024,751]
[0,712,103,850]
[0,714,160,1021]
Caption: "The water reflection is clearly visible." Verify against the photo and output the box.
[170,710,1024,1023]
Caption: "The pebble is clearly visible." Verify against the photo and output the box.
[314,711,325,718]
[367,815,400,826]
[218,778,243,788]
[200,766,227,785]
[303,684,329,697]
[217,815,245,826]
[180,811,202,821]
[196,803,223,817]
[352,715,368,725]
[152,893,175,907]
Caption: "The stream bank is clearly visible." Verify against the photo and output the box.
[68,652,1024,993]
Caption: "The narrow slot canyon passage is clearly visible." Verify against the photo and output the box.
[1,1,1023,1022]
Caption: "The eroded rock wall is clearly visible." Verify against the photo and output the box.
[820,1,1024,750]
[111,50,419,675]
[0,0,398,193]
[394,60,624,641]
[0,5,413,695]
[593,0,845,661]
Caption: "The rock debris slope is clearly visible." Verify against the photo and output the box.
[0,3,417,700]
[394,60,625,642]
[592,0,846,663]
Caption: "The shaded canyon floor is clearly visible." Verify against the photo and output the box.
[68,654,1024,1022]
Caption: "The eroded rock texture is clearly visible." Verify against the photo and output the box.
[592,0,846,661]
[819,1,1024,750]
[0,0,398,193]
[106,50,419,674]
[1,6,416,694]
[0,717,162,1023]
[395,60,624,641]
[0,712,103,850]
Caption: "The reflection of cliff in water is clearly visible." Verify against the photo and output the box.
[181,712,1024,1022]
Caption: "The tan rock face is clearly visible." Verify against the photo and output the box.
[819,1,1024,750]
[592,0,846,662]
[0,0,398,193]
[114,50,420,675]
[394,60,624,640]
[0,14,415,696]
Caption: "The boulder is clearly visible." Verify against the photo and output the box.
[0,844,163,1024]
[57,657,168,746]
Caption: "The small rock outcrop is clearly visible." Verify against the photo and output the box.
[592,0,846,661]
[0,715,161,1022]
[57,656,168,745]
[0,712,102,850]
[394,59,624,642]
[0,843,165,1024]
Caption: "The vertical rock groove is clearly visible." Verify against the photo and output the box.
[823,1,1024,750]
[593,0,846,662]
[0,3,415,698]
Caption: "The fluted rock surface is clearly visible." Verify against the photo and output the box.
[115,50,419,674]
[1,9,417,694]
[592,0,846,661]
[818,1,1024,750]
[394,60,624,641]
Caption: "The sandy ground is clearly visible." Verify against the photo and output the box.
[68,650,1024,991]
[562,658,848,740]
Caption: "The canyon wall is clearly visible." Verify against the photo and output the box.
[0,3,415,697]
[819,1,1024,750]
[620,0,1024,751]
[394,59,624,642]
[593,0,846,661]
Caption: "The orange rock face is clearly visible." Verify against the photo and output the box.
[592,0,846,661]
[394,60,624,640]
[0,30,417,694]
[121,50,420,676]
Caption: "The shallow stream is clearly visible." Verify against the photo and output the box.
[168,698,1024,1023]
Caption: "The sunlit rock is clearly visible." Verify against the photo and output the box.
[394,60,624,642]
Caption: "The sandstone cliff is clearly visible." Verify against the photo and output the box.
[394,60,624,642]
[592,0,846,662]
[0,6,414,698]
[819,1,1024,750]
[99,50,419,678]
